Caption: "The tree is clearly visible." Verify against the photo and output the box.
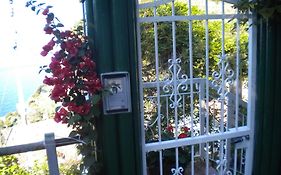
[140,2,248,82]
[26,85,56,123]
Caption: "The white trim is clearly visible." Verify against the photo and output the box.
[245,13,257,175]
[138,0,238,9]
[145,126,251,152]
[143,78,206,88]
[138,14,250,23]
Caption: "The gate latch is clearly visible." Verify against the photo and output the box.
[101,72,131,115]
[231,135,250,149]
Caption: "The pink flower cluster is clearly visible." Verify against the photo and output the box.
[166,125,190,139]
[40,7,101,123]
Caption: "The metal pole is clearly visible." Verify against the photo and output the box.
[44,133,60,175]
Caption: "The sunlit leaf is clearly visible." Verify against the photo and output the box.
[55,106,60,112]
[37,3,46,7]
[57,23,64,27]
[36,9,40,15]
[45,68,52,73]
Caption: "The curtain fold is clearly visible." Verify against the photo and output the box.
[253,3,281,174]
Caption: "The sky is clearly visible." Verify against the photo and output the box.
[0,0,83,69]
[0,0,84,117]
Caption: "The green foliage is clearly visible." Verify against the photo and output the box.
[3,112,20,127]
[0,155,80,175]
[29,158,80,175]
[26,85,56,123]
[0,155,29,175]
[233,0,281,19]
[72,20,85,36]
[29,159,49,175]
[0,120,4,129]
[140,2,248,82]
[140,2,248,129]
[27,1,103,174]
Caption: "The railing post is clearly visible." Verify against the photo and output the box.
[44,133,60,175]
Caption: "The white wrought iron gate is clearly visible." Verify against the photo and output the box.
[136,0,256,174]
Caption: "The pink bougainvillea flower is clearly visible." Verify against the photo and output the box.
[50,84,67,102]
[43,44,53,52]
[44,26,53,34]
[54,108,69,123]
[40,50,48,57]
[54,113,62,123]
[77,103,91,115]
[42,8,49,15]
[37,4,102,125]
[182,126,190,133]
[166,125,173,132]
[43,76,54,85]
[178,133,188,139]
[48,39,56,47]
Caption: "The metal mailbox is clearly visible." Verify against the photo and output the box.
[101,72,131,115]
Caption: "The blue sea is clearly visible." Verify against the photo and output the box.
[0,66,45,117]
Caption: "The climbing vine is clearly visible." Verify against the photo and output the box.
[26,1,103,174]
[233,0,281,19]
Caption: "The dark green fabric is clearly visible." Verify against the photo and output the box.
[87,0,142,175]
[253,5,281,175]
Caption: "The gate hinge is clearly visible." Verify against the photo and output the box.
[231,135,250,149]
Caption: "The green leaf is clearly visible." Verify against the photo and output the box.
[75,94,86,105]
[53,29,61,38]
[77,26,83,31]
[92,95,101,105]
[36,9,40,15]
[78,49,86,57]
[69,131,79,137]
[31,6,36,11]
[47,13,54,21]
[68,114,82,125]
[55,17,61,22]
[83,114,92,121]
[92,105,101,116]
[55,106,61,112]
[45,68,52,73]
[37,3,46,7]
[25,2,31,7]
[57,23,64,27]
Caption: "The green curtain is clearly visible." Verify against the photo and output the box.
[253,2,281,175]
[85,0,142,175]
